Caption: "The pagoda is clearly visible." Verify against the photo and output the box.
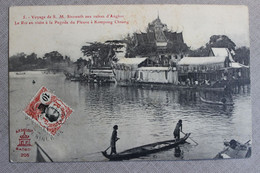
[131,15,188,67]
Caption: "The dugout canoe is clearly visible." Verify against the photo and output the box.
[200,97,234,106]
[102,133,191,161]
[214,139,251,159]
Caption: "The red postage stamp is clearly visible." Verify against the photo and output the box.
[24,86,73,136]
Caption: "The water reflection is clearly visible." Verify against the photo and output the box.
[9,72,251,161]
[174,146,183,158]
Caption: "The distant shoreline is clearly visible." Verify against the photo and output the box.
[9,68,54,72]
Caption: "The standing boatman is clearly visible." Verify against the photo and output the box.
[110,125,120,155]
[173,120,182,140]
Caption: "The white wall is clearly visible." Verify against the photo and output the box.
[137,70,178,84]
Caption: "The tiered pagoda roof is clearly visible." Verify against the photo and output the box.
[134,15,185,48]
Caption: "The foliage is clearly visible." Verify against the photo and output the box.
[167,42,189,54]
[187,35,250,65]
[208,35,236,52]
[135,44,157,56]
[81,41,124,67]
[188,35,237,57]
[124,34,137,58]
[9,51,72,71]
[234,47,250,65]
[75,57,91,66]
[43,51,64,63]
[188,46,209,57]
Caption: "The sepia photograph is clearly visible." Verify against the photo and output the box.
[9,4,251,162]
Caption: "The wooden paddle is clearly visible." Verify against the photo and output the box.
[244,140,251,145]
[181,131,198,145]
[103,146,111,152]
[103,138,120,152]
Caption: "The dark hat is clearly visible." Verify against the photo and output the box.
[179,120,182,123]
[113,125,118,129]
[229,139,237,149]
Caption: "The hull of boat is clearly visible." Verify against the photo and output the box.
[214,140,251,159]
[102,133,190,161]
[200,97,233,106]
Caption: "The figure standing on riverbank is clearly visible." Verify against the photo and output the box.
[173,120,182,140]
[110,125,119,155]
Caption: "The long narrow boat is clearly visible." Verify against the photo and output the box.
[102,133,191,161]
[214,140,251,159]
[200,97,234,106]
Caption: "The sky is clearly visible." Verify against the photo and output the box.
[9,5,249,61]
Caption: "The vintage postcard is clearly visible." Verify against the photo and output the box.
[9,5,251,162]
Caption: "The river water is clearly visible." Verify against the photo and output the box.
[9,71,251,162]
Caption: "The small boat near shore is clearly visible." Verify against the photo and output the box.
[214,139,251,159]
[102,133,191,161]
[200,97,234,106]
[16,72,26,75]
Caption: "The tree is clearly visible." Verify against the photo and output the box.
[64,55,71,62]
[124,33,137,58]
[74,57,91,70]
[26,53,37,64]
[9,52,27,71]
[37,57,47,68]
[43,51,64,63]
[134,44,157,56]
[167,42,189,55]
[81,42,110,67]
[188,46,209,57]
[234,47,250,65]
[9,51,71,71]
[81,41,124,67]
[75,57,90,66]
[208,35,236,52]
[188,35,236,57]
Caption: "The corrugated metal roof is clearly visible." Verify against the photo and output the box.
[211,48,235,62]
[178,56,226,65]
[117,57,147,65]
[211,48,229,57]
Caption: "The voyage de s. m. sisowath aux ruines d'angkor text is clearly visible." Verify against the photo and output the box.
[9,5,251,162]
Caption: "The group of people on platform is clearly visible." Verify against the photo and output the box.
[108,120,183,155]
